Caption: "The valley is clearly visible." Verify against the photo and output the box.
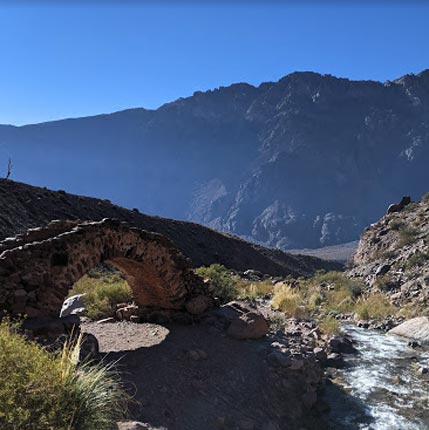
[1,180,429,429]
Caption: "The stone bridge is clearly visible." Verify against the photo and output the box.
[0,219,210,318]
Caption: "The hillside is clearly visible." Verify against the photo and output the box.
[348,194,429,307]
[0,179,341,277]
[1,70,429,249]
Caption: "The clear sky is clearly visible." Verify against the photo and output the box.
[0,1,428,125]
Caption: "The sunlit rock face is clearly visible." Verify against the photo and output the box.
[0,219,209,318]
[1,70,429,248]
[348,196,429,307]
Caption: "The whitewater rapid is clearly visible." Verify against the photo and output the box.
[325,324,429,430]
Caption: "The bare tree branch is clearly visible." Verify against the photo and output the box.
[5,158,12,180]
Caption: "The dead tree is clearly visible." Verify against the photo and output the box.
[5,158,12,180]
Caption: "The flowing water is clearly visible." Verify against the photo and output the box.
[325,324,429,430]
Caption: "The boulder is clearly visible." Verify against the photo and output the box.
[185,295,212,315]
[116,304,139,321]
[59,294,86,318]
[22,314,80,337]
[375,264,391,277]
[79,332,100,362]
[313,347,327,361]
[387,196,411,214]
[227,311,270,340]
[388,317,429,344]
[328,335,357,354]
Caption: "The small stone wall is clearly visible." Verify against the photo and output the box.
[0,219,209,318]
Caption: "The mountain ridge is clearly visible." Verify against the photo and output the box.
[1,69,429,249]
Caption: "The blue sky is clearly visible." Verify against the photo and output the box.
[0,2,428,125]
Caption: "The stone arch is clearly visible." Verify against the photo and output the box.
[0,219,209,318]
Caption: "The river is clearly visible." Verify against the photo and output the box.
[324,324,429,430]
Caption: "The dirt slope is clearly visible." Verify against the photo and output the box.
[0,179,341,277]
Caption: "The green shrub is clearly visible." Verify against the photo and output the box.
[0,320,127,430]
[59,336,128,430]
[70,270,133,320]
[239,280,275,300]
[301,271,363,314]
[422,192,429,204]
[354,293,397,320]
[272,284,308,319]
[308,292,324,310]
[195,264,239,303]
[318,316,340,336]
[374,273,395,292]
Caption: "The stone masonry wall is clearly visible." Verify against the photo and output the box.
[0,219,209,318]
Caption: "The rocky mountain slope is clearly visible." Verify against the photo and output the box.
[2,70,429,249]
[348,194,429,307]
[0,179,341,277]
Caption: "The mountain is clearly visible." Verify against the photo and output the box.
[348,194,429,308]
[1,70,429,249]
[0,179,341,277]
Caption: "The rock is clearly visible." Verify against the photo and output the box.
[227,311,270,340]
[215,301,253,322]
[375,264,391,277]
[417,366,429,375]
[130,315,140,323]
[356,320,370,329]
[116,304,138,321]
[328,335,357,354]
[408,340,420,348]
[390,291,403,301]
[326,353,345,368]
[389,317,429,344]
[79,332,99,361]
[59,294,86,318]
[267,351,292,368]
[313,347,327,361]
[243,269,263,280]
[117,422,166,430]
[22,314,80,337]
[387,204,401,214]
[188,349,208,361]
[387,196,411,214]
[97,317,116,324]
[185,295,212,315]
